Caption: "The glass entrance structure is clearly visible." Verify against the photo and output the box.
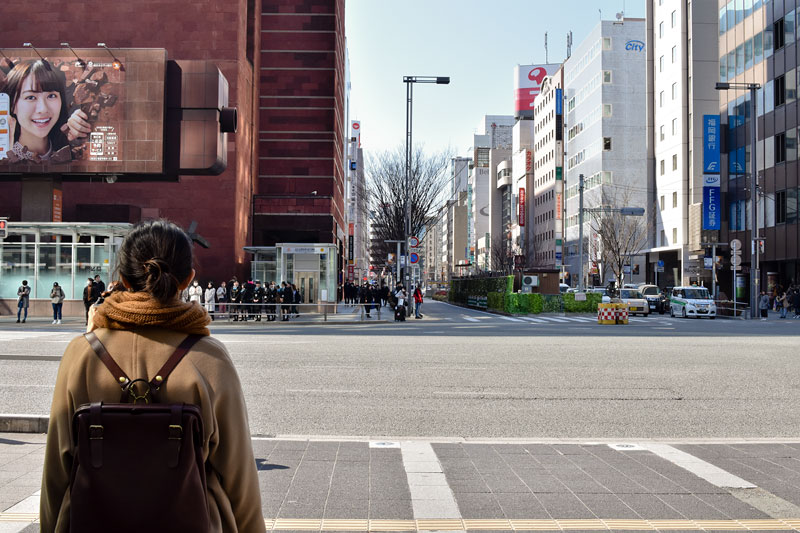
[0,222,132,300]
[245,243,338,303]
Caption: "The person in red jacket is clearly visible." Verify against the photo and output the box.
[413,285,424,319]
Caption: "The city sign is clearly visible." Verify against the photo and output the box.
[625,40,645,52]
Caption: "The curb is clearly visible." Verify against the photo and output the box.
[0,414,49,433]
[209,320,389,327]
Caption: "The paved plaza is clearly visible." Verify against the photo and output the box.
[1,301,799,531]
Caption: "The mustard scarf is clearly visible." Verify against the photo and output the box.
[92,291,210,335]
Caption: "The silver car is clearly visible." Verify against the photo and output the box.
[619,289,650,316]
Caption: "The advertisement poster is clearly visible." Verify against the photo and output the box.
[0,48,166,174]
[513,64,560,119]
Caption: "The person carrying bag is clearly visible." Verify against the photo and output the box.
[40,220,265,533]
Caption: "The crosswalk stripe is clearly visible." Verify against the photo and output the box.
[500,316,524,322]
[521,317,547,323]
[463,317,479,322]
[533,316,570,323]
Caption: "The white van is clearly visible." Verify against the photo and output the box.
[669,286,716,319]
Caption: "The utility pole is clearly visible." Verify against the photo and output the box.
[749,84,759,319]
[577,173,585,291]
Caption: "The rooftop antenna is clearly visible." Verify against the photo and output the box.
[566,31,573,59]
[544,32,548,63]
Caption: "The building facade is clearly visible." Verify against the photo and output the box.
[563,19,649,287]
[647,0,720,288]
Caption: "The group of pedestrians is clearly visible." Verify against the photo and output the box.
[183,278,303,322]
[340,281,424,321]
[767,286,800,319]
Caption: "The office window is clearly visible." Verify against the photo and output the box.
[720,54,727,82]
[660,160,665,175]
[789,189,799,224]
[777,190,787,223]
[673,191,678,208]
[672,118,677,135]
[786,10,795,44]
[776,132,786,163]
[774,18,785,50]
[603,70,612,83]
[720,6,728,34]
[603,37,612,50]
[754,32,763,64]
[660,195,665,211]
[789,128,798,161]
[672,45,677,63]
[736,44,744,74]
[727,50,736,79]
[745,38,753,69]
[659,22,664,38]
[659,56,664,72]
[764,25,773,58]
[775,75,786,106]
[673,228,678,243]
[672,154,678,170]
[659,91,664,107]
[744,0,753,17]
[603,137,612,151]
[671,10,677,28]
[787,68,797,104]
[672,82,678,100]
[660,125,665,141]
[603,104,612,117]
[660,230,666,247]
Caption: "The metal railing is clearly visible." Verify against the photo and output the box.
[202,302,389,322]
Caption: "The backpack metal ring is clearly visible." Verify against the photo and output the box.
[125,378,152,404]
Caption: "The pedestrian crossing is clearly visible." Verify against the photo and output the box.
[442,314,665,326]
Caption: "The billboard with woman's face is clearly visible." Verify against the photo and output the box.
[0,48,166,174]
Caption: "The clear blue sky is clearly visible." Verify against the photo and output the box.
[345,0,645,157]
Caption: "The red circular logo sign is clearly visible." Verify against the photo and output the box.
[353,123,360,129]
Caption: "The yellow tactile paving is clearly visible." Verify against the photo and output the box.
[1,514,800,530]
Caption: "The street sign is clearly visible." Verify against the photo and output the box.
[409,236,420,248]
[731,254,742,267]
[657,260,664,268]
[409,252,419,264]
[730,238,742,251]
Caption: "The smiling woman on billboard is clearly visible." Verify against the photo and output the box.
[0,59,77,162]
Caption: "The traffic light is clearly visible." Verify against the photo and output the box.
[0,219,7,239]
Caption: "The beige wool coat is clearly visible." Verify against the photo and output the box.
[41,327,266,533]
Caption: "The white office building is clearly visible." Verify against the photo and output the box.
[563,19,650,287]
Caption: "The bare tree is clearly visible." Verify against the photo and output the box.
[366,146,452,265]
[491,236,514,274]
[588,188,655,287]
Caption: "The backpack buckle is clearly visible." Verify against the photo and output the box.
[168,424,183,440]
[89,424,104,440]
[125,379,152,404]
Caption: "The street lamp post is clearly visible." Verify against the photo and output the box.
[715,82,761,319]
[403,76,449,290]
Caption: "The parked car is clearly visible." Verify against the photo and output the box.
[668,286,716,319]
[639,284,666,314]
[618,289,650,316]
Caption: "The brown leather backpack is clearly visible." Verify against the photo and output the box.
[69,332,210,533]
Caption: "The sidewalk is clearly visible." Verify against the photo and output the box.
[2,434,799,531]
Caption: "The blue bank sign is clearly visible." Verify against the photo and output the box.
[703,115,721,174]
[703,174,721,230]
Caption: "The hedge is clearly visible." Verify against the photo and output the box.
[449,276,513,305]
[464,290,603,315]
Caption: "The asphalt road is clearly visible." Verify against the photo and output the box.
[1,301,799,439]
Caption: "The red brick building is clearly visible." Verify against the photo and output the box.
[0,0,346,283]
[255,0,347,254]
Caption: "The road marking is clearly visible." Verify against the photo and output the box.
[640,443,757,488]
[500,316,524,322]
[521,317,547,323]
[3,514,798,531]
[533,316,571,323]
[400,442,462,520]
[462,317,479,322]
[561,317,591,322]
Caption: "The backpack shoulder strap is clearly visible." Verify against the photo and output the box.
[84,331,131,388]
[148,335,204,391]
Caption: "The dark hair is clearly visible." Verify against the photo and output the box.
[2,59,69,152]
[116,220,193,304]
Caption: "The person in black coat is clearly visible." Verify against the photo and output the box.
[229,281,242,321]
[291,283,301,317]
[253,281,265,321]
[266,281,278,321]
[241,279,255,321]
[279,281,290,321]
[792,288,800,318]
[360,283,373,318]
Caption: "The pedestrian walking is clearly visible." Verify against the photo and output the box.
[778,291,790,319]
[17,280,31,323]
[413,285,424,319]
[82,278,96,325]
[759,290,770,320]
[50,282,65,324]
[40,219,265,533]
[204,281,216,320]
